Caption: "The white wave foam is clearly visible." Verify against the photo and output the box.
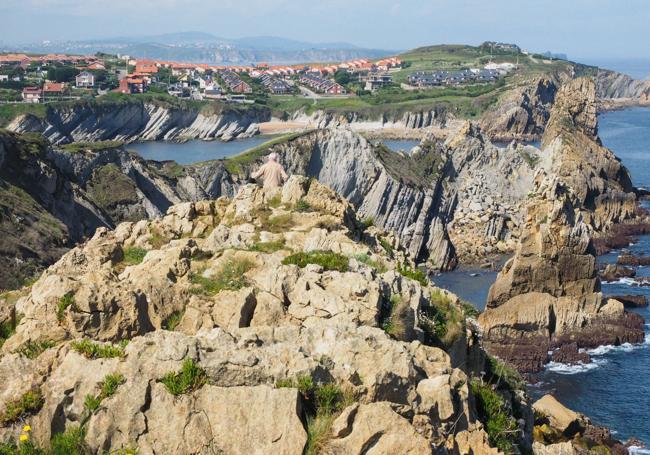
[602,277,638,285]
[546,360,606,375]
[586,334,650,356]
[629,446,650,455]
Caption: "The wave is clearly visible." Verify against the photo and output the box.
[546,359,606,375]
[601,277,638,285]
[629,446,650,455]
[584,334,650,356]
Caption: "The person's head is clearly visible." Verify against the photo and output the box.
[268,153,278,162]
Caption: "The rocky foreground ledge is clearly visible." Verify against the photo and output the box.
[0,176,503,454]
[0,173,639,454]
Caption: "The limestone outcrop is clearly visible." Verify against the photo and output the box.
[0,177,503,454]
[480,78,557,142]
[478,78,645,372]
[7,99,269,145]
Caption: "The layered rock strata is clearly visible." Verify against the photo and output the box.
[7,99,269,144]
[478,78,646,372]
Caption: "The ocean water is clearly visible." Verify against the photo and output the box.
[578,57,650,81]
[127,136,276,164]
[435,107,650,446]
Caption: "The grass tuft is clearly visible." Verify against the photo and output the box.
[161,310,184,331]
[282,251,349,272]
[1,389,44,425]
[353,253,387,273]
[249,239,286,254]
[470,380,520,453]
[71,339,127,360]
[121,248,147,266]
[18,341,56,359]
[189,258,254,296]
[56,292,76,322]
[294,199,312,213]
[397,264,428,286]
[160,359,207,396]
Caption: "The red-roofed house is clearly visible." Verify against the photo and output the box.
[22,87,41,103]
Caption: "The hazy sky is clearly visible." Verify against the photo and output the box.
[1,0,649,58]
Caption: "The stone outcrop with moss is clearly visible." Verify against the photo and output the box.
[0,177,511,454]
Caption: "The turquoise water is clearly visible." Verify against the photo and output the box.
[127,136,275,164]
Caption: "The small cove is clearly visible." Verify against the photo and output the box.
[127,136,277,165]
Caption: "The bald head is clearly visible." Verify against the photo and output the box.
[268,153,278,162]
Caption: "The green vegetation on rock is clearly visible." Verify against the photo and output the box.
[189,258,254,296]
[160,358,207,396]
[161,310,184,331]
[470,380,520,453]
[71,339,128,359]
[84,373,126,414]
[1,389,44,425]
[18,341,56,359]
[223,131,312,174]
[56,292,76,322]
[282,251,349,272]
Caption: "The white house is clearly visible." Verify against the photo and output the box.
[76,71,95,88]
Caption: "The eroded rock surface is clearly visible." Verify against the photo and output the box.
[0,178,501,455]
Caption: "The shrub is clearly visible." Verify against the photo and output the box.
[56,292,76,322]
[71,339,127,359]
[360,217,375,230]
[353,254,387,273]
[1,389,44,425]
[294,199,312,213]
[378,237,393,256]
[189,258,254,296]
[249,239,286,253]
[470,380,520,453]
[315,384,343,415]
[49,426,89,455]
[160,359,207,396]
[83,394,101,413]
[161,310,184,331]
[265,213,294,232]
[397,264,428,286]
[282,251,349,272]
[19,341,56,359]
[304,413,336,455]
[121,248,147,266]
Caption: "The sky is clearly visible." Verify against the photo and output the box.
[1,0,649,59]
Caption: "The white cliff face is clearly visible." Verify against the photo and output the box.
[7,101,269,145]
[288,106,451,131]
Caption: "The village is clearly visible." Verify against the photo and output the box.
[0,50,510,106]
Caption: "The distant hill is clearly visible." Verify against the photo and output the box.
[8,32,395,64]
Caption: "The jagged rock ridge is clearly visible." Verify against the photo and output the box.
[478,78,646,372]
[0,177,506,454]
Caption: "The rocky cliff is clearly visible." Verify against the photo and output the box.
[0,177,513,454]
[7,98,270,145]
[595,69,650,104]
[478,78,646,373]
[479,78,558,142]
[0,129,245,289]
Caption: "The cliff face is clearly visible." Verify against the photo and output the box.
[480,78,558,142]
[478,78,645,373]
[289,106,450,131]
[0,130,244,288]
[7,100,270,145]
[595,69,650,102]
[0,178,502,454]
